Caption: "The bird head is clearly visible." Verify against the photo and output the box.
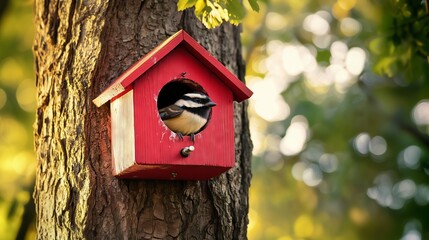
[175,92,216,109]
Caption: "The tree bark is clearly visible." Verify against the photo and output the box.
[33,0,252,239]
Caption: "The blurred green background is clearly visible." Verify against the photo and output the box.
[0,0,36,239]
[1,0,429,239]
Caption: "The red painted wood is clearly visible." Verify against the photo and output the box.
[94,30,252,107]
[130,45,235,179]
[119,32,183,88]
[117,164,230,180]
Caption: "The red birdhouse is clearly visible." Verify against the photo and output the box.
[93,30,252,180]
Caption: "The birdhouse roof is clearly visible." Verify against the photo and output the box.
[93,30,253,107]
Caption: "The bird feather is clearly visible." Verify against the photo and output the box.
[159,105,184,120]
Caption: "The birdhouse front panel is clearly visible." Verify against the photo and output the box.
[125,45,235,179]
[93,30,252,180]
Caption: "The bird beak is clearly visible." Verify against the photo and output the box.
[206,101,216,107]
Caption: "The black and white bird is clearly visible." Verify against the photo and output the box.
[159,92,216,141]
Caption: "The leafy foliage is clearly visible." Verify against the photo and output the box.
[371,0,429,78]
[177,0,258,28]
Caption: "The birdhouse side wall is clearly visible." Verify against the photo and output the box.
[110,89,136,175]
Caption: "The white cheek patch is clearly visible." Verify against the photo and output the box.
[175,99,203,108]
[184,93,206,99]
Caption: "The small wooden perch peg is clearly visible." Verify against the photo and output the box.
[181,146,195,157]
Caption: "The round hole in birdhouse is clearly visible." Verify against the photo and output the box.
[157,78,215,137]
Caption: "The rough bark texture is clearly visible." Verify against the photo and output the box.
[34,0,252,239]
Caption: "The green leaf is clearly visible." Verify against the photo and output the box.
[373,56,398,77]
[194,0,207,15]
[178,0,251,29]
[177,0,197,11]
[248,0,260,12]
[212,2,230,22]
[194,0,211,27]
[226,0,246,23]
[195,0,230,29]
[369,37,395,56]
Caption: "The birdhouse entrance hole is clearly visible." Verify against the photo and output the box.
[157,78,213,136]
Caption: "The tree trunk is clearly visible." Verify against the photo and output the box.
[33,0,252,239]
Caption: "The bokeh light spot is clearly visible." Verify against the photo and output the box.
[340,17,361,36]
[294,215,314,238]
[398,145,421,169]
[345,47,366,75]
[16,79,36,112]
[313,34,332,49]
[412,100,429,126]
[330,41,348,62]
[338,0,356,10]
[353,132,370,155]
[393,179,416,200]
[401,220,422,240]
[249,77,290,122]
[0,58,24,87]
[401,230,421,240]
[319,153,338,173]
[0,117,28,147]
[282,46,305,76]
[349,207,369,225]
[248,209,258,232]
[302,164,323,187]
[303,13,330,36]
[332,2,349,20]
[292,162,308,181]
[280,116,309,156]
[266,12,288,31]
[367,172,394,207]
[254,96,290,122]
[369,136,387,156]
